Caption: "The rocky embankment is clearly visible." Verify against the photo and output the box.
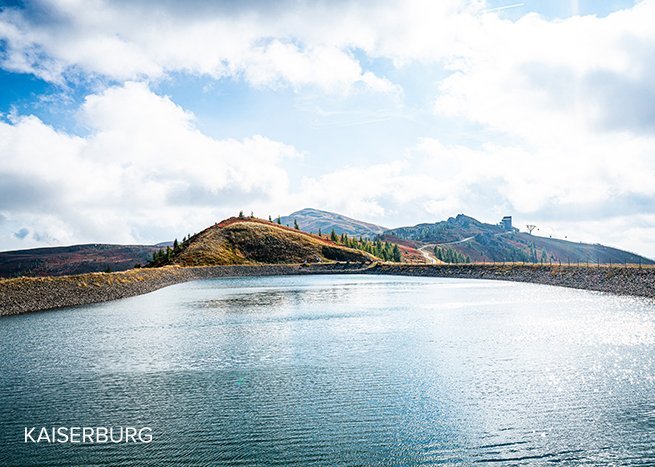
[2,263,654,317]
[366,264,655,299]
[0,263,365,316]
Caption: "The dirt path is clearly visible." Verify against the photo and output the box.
[418,235,477,264]
[418,244,438,264]
[435,235,476,246]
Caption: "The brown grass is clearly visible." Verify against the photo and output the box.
[169,218,375,267]
[0,265,181,287]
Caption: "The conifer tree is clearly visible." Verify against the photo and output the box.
[277,216,282,225]
[392,244,401,262]
[294,219,300,230]
[238,211,244,218]
[330,229,337,242]
[318,228,322,237]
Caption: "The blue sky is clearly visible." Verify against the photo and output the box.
[1,0,655,257]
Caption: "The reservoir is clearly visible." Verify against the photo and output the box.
[1,275,655,464]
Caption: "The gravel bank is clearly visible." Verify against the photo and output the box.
[0,263,365,316]
[365,264,655,299]
[2,263,654,317]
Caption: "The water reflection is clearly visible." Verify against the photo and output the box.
[1,275,655,465]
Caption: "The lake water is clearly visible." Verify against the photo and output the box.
[2,274,655,465]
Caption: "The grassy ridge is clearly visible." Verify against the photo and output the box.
[152,217,375,267]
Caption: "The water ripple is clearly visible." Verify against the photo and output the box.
[2,275,655,465]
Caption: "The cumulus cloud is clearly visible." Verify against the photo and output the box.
[0,0,403,93]
[434,2,655,140]
[2,0,655,256]
[297,132,655,256]
[0,82,299,246]
[3,0,652,133]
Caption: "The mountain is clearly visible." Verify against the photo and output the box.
[5,212,647,277]
[388,214,499,243]
[278,208,387,237]
[0,244,161,278]
[150,217,375,267]
[387,214,655,264]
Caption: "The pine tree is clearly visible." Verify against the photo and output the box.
[238,211,244,218]
[392,244,401,262]
[318,228,322,237]
[277,216,282,225]
[294,219,300,230]
[330,229,337,242]
[173,238,179,251]
[268,215,272,222]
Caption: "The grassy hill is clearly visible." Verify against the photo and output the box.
[387,214,654,264]
[5,211,647,277]
[150,217,376,267]
[278,208,387,237]
[0,244,161,278]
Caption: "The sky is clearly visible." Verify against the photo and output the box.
[1,0,654,257]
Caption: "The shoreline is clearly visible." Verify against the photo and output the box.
[364,264,655,299]
[0,263,364,316]
[1,263,654,316]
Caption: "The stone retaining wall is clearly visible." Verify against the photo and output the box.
[2,263,653,316]
[365,264,655,299]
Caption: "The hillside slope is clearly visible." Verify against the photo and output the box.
[387,214,654,264]
[0,244,161,278]
[279,208,387,237]
[151,217,375,267]
[387,214,500,243]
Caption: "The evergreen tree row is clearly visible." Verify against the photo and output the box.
[330,230,402,262]
[148,233,194,266]
[433,246,470,264]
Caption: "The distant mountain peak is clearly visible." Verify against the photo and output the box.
[279,208,387,237]
[289,208,329,215]
[386,213,654,264]
[448,213,485,226]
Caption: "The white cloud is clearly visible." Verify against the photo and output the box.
[0,82,298,246]
[434,2,655,141]
[0,0,401,93]
[295,133,655,256]
[2,0,655,256]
